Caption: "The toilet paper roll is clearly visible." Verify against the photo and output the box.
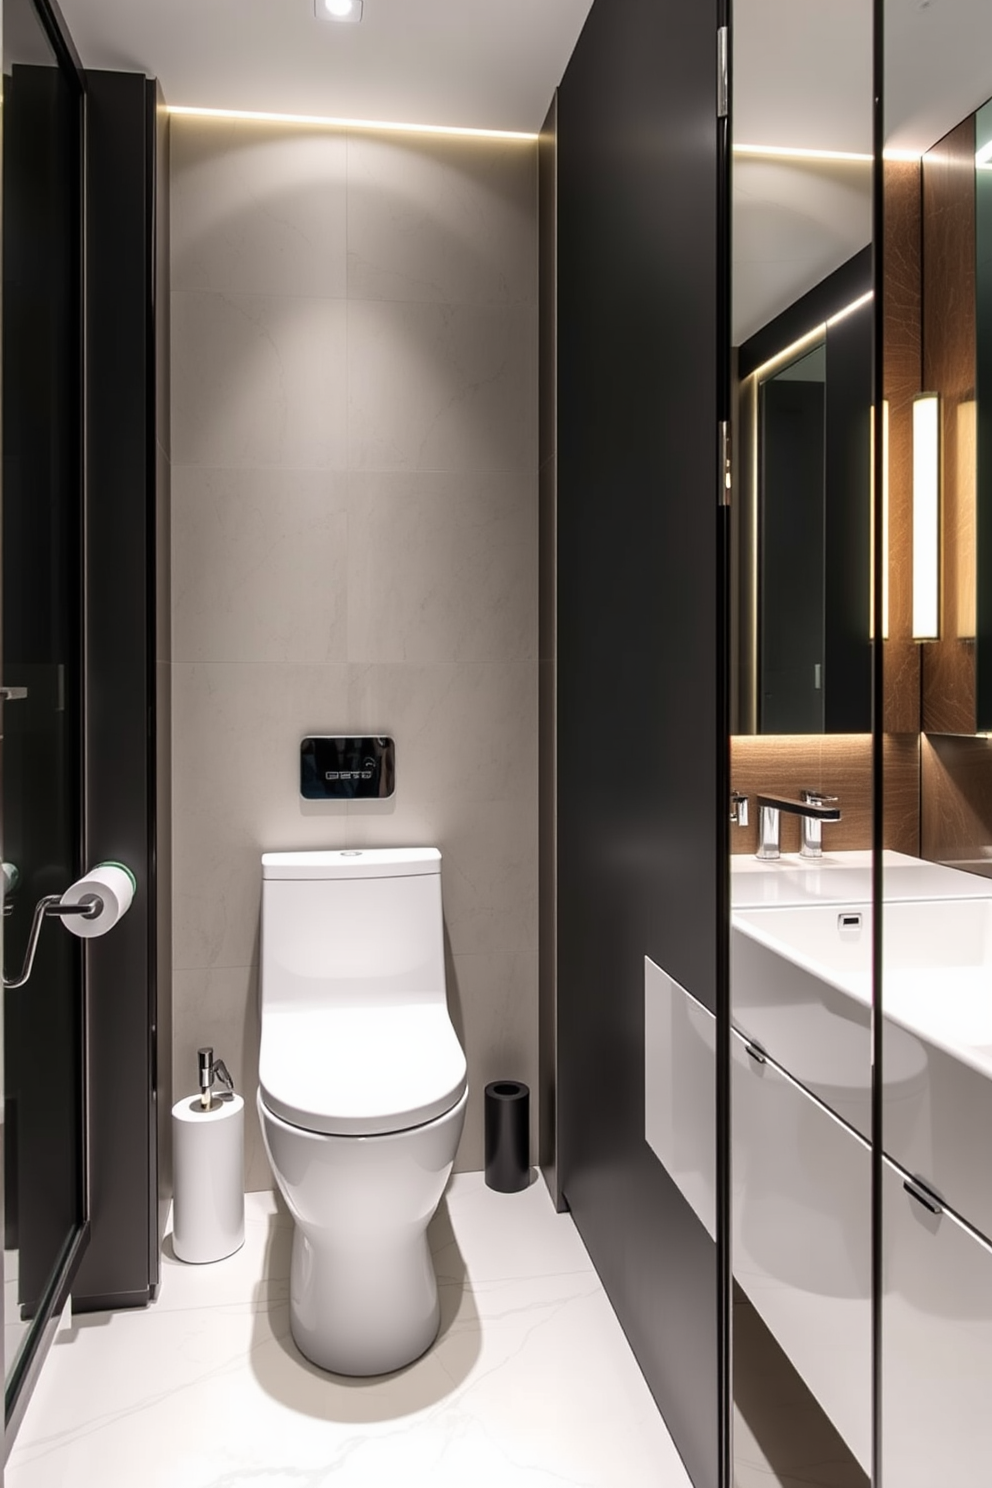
[59,862,136,938]
[172,1092,245,1264]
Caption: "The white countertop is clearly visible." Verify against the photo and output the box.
[731,849,992,909]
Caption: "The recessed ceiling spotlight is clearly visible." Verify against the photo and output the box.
[316,0,363,20]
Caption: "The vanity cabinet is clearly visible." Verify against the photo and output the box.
[882,1156,992,1487]
[644,958,716,1241]
[731,911,872,1139]
[732,1029,871,1473]
[882,1008,992,1248]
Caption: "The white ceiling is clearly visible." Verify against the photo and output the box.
[57,0,992,341]
[56,0,593,134]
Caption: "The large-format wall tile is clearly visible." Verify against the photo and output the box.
[346,132,536,306]
[171,661,353,969]
[447,947,539,1170]
[173,468,348,664]
[342,795,539,958]
[172,965,270,1192]
[347,660,536,804]
[169,120,540,1192]
[346,299,537,473]
[347,470,537,663]
[172,291,347,468]
[172,118,347,298]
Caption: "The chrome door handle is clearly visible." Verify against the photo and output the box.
[0,686,27,701]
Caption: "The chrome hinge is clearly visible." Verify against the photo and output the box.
[717,27,729,119]
[719,420,732,506]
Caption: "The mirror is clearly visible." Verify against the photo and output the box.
[730,2,874,1484]
[881,4,992,1484]
[731,3,873,737]
[734,253,872,733]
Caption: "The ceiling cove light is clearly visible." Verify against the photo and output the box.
[734,143,922,164]
[913,393,941,642]
[733,143,872,163]
[317,0,363,20]
[166,106,538,142]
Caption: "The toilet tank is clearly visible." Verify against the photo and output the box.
[260,848,447,1011]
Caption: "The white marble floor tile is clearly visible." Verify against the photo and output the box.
[7,1176,690,1488]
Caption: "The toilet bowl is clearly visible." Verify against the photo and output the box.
[257,847,468,1377]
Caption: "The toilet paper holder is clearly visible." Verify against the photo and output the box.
[3,861,136,990]
[3,893,104,989]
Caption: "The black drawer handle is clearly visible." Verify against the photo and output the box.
[745,1041,767,1066]
[904,1179,943,1217]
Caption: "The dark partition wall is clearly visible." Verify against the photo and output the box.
[554,0,729,1483]
[74,71,165,1311]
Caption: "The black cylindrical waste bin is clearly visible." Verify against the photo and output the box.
[484,1080,529,1193]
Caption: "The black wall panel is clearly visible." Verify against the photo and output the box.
[555,0,729,1483]
[74,71,160,1310]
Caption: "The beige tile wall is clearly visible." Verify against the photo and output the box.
[170,116,539,1188]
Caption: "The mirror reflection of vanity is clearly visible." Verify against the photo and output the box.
[731,5,992,1482]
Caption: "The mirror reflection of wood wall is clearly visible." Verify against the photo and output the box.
[920,117,979,734]
[882,158,923,735]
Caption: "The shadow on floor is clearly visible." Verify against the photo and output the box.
[733,1290,869,1488]
[248,1193,481,1421]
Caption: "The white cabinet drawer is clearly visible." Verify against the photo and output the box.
[882,1155,992,1487]
[733,1029,871,1473]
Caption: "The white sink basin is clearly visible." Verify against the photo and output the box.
[736,896,992,982]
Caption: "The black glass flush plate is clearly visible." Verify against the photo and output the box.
[300,736,395,800]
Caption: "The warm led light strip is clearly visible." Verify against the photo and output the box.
[167,105,538,142]
[735,143,924,164]
[826,291,874,328]
[746,292,873,386]
[734,142,872,163]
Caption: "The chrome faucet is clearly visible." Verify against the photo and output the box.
[754,790,842,861]
[730,792,749,828]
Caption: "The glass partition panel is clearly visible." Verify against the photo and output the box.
[881,4,992,1483]
[730,2,874,1483]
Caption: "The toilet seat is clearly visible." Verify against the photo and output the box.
[259,1002,467,1137]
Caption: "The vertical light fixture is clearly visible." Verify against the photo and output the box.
[869,401,890,640]
[913,392,940,641]
[882,400,890,640]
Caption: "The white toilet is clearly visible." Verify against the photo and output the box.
[257,847,468,1377]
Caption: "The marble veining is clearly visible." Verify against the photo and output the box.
[6,1176,691,1488]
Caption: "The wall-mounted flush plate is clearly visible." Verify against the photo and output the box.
[301,736,395,800]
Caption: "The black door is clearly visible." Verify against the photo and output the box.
[2,0,88,1430]
[554,0,730,1484]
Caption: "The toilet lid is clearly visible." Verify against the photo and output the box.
[259,1003,468,1137]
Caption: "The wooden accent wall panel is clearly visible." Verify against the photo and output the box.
[921,733,992,873]
[730,733,920,857]
[883,160,922,733]
[921,117,978,733]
